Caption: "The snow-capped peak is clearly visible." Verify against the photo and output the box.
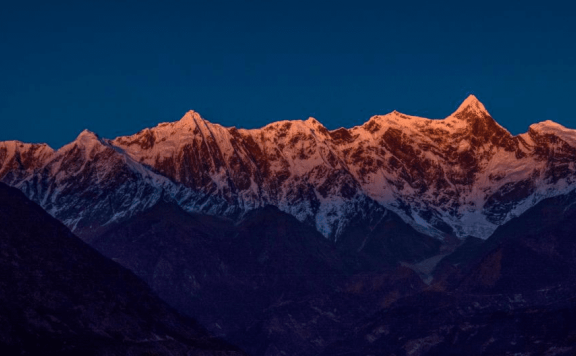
[74,129,101,147]
[530,120,568,132]
[529,120,576,146]
[180,110,203,124]
[452,94,490,119]
[76,129,98,139]
[49,129,106,162]
[305,117,319,125]
[4,96,576,244]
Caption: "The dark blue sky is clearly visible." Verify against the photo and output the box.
[1,0,575,148]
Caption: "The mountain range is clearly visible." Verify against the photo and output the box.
[3,96,576,355]
[2,95,576,242]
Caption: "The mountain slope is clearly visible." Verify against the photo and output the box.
[89,200,437,355]
[320,191,576,356]
[436,189,576,295]
[2,95,576,240]
[0,183,245,356]
[90,202,347,354]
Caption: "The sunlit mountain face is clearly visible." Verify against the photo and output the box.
[3,97,576,355]
[2,96,576,241]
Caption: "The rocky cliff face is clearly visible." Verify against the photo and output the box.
[2,95,576,240]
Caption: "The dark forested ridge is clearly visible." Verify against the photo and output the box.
[0,183,245,356]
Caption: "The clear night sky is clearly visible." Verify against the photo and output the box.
[1,0,575,148]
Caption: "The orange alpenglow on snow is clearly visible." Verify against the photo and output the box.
[0,96,574,240]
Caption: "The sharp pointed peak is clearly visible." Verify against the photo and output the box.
[180,110,204,121]
[55,129,105,153]
[453,94,489,118]
[178,110,215,128]
[70,129,106,150]
[304,117,325,128]
[462,94,481,104]
[184,109,202,117]
[76,129,99,140]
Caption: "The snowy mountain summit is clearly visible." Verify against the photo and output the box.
[453,94,489,116]
[2,95,576,240]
